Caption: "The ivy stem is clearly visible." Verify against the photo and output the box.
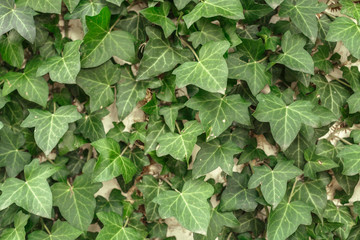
[175,121,181,134]
[257,55,268,63]
[161,176,180,193]
[109,16,122,32]
[180,38,200,61]
[40,218,51,235]
[288,177,299,203]
[123,217,129,228]
[332,77,351,88]
[120,145,129,156]
[87,145,93,161]
[336,136,353,145]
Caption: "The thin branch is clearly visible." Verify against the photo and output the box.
[332,77,351,88]
[336,136,353,145]
[180,38,200,61]
[175,121,181,134]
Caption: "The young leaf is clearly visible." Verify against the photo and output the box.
[159,104,184,133]
[188,19,227,48]
[136,27,191,80]
[77,108,109,142]
[242,0,273,23]
[272,31,314,74]
[186,91,251,140]
[183,0,244,27]
[0,159,59,218]
[28,220,83,240]
[80,7,136,68]
[173,41,230,94]
[326,17,360,59]
[140,2,175,38]
[337,144,360,176]
[219,172,258,212]
[313,45,332,74]
[17,0,62,14]
[192,139,242,178]
[36,40,82,84]
[64,0,81,13]
[144,116,169,154]
[279,0,326,42]
[227,38,272,95]
[253,93,319,150]
[153,179,214,233]
[0,30,24,68]
[91,138,137,183]
[248,161,302,207]
[156,120,203,161]
[267,200,313,240]
[340,0,360,22]
[77,60,120,112]
[96,211,143,240]
[1,58,49,107]
[21,105,82,156]
[303,146,338,179]
[51,174,102,231]
[0,211,29,240]
[0,0,36,43]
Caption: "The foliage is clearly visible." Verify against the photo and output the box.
[0,0,360,240]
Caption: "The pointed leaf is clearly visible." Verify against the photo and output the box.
[28,220,82,240]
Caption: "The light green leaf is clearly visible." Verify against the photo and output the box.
[0,159,59,218]
[248,161,302,207]
[193,139,242,178]
[284,133,313,168]
[272,31,314,74]
[303,146,338,179]
[219,172,258,212]
[92,138,137,183]
[188,19,227,48]
[117,12,148,43]
[311,75,350,117]
[96,212,143,240]
[1,58,49,107]
[0,126,31,177]
[140,2,175,38]
[279,0,326,42]
[242,0,273,23]
[21,105,82,156]
[153,179,214,233]
[77,60,120,112]
[64,0,81,13]
[51,174,102,231]
[0,30,24,67]
[348,225,360,240]
[81,7,136,68]
[264,0,284,8]
[326,17,360,59]
[96,189,125,215]
[183,0,244,27]
[186,91,250,140]
[17,0,61,13]
[159,104,184,133]
[106,0,124,6]
[136,27,191,80]
[77,108,108,142]
[106,122,130,143]
[0,211,29,240]
[342,66,360,92]
[340,0,360,23]
[293,174,330,220]
[156,121,203,161]
[267,200,313,240]
[253,93,319,150]
[37,40,82,84]
[65,0,105,21]
[28,220,82,240]
[323,201,355,239]
[227,38,272,95]
[337,144,360,176]
[144,116,169,154]
[347,92,360,113]
[174,0,192,10]
[0,0,36,43]
[174,41,230,94]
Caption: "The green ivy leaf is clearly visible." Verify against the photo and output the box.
[144,116,169,154]
[0,159,59,218]
[27,220,83,240]
[265,0,284,8]
[17,0,62,14]
[188,19,227,48]
[313,45,332,74]
[253,93,319,150]
[174,41,230,94]
[242,0,273,23]
[0,30,24,68]
[51,174,102,231]
[140,2,175,38]
[227,38,272,95]
[340,0,360,23]
[193,139,242,178]
[326,17,360,59]
[37,40,82,84]
[267,200,313,240]
[272,31,314,74]
[0,0,36,43]
[342,66,360,92]
[337,144,360,176]
[219,172,258,212]
[156,120,203,161]
[186,91,250,140]
[65,0,105,21]
[92,138,137,183]
[77,108,108,142]
[0,211,29,240]
[80,7,136,68]
[63,0,81,13]
[153,179,214,233]
[0,126,31,177]
[136,26,191,80]
[248,161,302,207]
[77,60,120,112]
[279,0,326,42]
[21,105,82,155]
[159,104,184,133]
[106,0,124,6]
[96,211,143,240]
[303,146,338,179]
[183,0,244,27]
[1,58,49,107]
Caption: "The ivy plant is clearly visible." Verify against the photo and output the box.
[0,0,360,239]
